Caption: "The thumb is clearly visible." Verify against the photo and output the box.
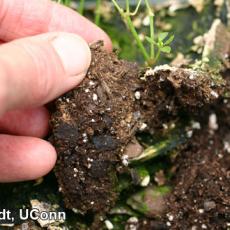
[0,32,91,114]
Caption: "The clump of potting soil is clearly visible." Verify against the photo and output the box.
[50,42,225,216]
[51,42,142,214]
[138,65,225,130]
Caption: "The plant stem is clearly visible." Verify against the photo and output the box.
[149,15,154,59]
[57,0,71,6]
[126,16,150,61]
[95,0,101,25]
[111,0,123,14]
[78,0,85,15]
[130,0,142,16]
[144,0,155,60]
[111,0,149,62]
[154,48,161,64]
[126,0,130,13]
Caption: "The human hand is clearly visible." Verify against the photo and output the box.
[0,0,112,182]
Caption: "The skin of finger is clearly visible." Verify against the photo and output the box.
[0,0,112,50]
[0,36,65,112]
[0,135,57,182]
[0,32,90,113]
[0,107,49,137]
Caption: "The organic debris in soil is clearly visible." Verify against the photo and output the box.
[50,42,224,216]
[164,126,230,230]
[139,65,225,131]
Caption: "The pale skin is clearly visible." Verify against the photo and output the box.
[0,0,112,182]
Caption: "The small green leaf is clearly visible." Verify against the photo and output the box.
[158,40,164,47]
[160,46,171,53]
[145,36,156,45]
[164,35,174,45]
[158,32,169,41]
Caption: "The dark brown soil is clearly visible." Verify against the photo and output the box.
[164,127,230,230]
[126,106,230,230]
[138,66,225,131]
[161,72,230,230]
[51,42,141,214]
[50,42,225,221]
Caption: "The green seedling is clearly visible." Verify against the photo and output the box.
[78,0,85,15]
[78,0,102,25]
[146,32,174,64]
[111,0,174,66]
[95,0,102,25]
[57,0,71,7]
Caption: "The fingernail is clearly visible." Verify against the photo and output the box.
[52,33,91,76]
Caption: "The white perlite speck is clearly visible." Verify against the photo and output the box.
[224,141,230,153]
[167,213,174,221]
[89,81,95,86]
[121,155,129,166]
[209,113,218,131]
[139,123,147,131]
[142,15,150,26]
[134,91,141,100]
[140,175,150,187]
[93,93,98,101]
[83,138,88,143]
[189,73,197,80]
[128,217,138,223]
[187,130,193,138]
[201,224,207,229]
[87,157,93,162]
[210,90,219,98]
[166,222,171,227]
[198,209,204,214]
[127,216,138,230]
[104,220,114,230]
[191,121,201,130]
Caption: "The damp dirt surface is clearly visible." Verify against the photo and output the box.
[159,72,230,230]
[126,119,230,230]
[126,99,230,230]
[162,127,230,230]
[50,42,227,228]
[137,75,230,230]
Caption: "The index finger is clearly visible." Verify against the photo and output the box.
[0,0,112,50]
